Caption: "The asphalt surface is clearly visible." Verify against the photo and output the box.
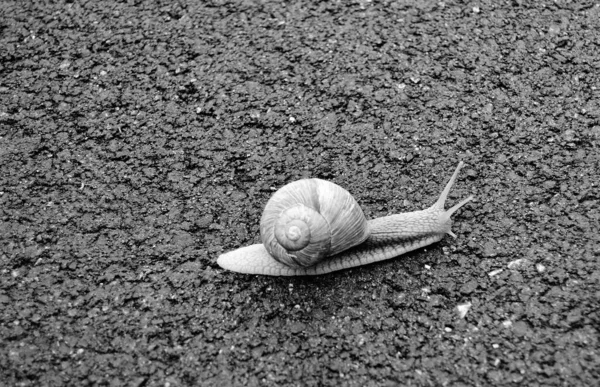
[1,1,599,386]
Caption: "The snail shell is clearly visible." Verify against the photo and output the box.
[260,179,370,268]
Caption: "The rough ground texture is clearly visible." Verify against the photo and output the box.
[1,1,599,386]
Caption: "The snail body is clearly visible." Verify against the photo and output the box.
[218,162,474,276]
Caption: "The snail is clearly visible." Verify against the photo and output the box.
[217,162,474,276]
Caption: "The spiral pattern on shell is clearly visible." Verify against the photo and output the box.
[260,179,370,268]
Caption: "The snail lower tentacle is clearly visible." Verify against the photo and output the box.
[217,162,474,276]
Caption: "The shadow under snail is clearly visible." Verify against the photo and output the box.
[218,161,474,276]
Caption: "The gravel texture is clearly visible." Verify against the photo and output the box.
[1,1,599,386]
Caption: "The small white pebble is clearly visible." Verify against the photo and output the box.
[488,269,503,277]
[508,258,529,269]
[456,302,472,318]
[536,263,546,273]
[502,320,512,328]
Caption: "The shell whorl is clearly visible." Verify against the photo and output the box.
[260,179,370,268]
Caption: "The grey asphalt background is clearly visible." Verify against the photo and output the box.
[1,1,599,386]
